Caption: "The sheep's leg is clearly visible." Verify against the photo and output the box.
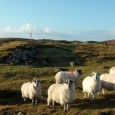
[52,100,55,107]
[102,89,105,95]
[98,92,100,96]
[98,88,105,96]
[35,98,38,104]
[64,104,66,112]
[32,98,35,107]
[66,103,69,111]
[84,92,87,99]
[91,93,95,100]
[32,99,34,104]
[88,93,90,98]
[47,98,51,106]
[24,97,26,102]
[64,103,68,112]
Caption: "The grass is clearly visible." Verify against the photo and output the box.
[0,38,115,114]
[0,62,115,115]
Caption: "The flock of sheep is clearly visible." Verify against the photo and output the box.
[21,66,115,112]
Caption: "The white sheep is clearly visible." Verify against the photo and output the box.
[99,73,115,95]
[21,79,42,105]
[109,66,115,74]
[82,72,101,100]
[47,79,75,112]
[55,70,82,84]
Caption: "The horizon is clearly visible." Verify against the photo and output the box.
[0,0,115,41]
[1,37,115,42]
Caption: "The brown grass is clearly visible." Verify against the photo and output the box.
[0,38,115,115]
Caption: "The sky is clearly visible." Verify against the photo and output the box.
[0,0,115,41]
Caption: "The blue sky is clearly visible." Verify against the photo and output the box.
[0,0,115,41]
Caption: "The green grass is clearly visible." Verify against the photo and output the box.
[0,62,115,114]
[0,38,115,114]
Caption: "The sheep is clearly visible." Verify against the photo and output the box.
[47,79,75,112]
[21,79,42,105]
[55,70,82,84]
[99,73,115,95]
[82,72,101,100]
[109,66,115,74]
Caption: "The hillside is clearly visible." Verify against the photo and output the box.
[0,38,115,66]
[0,38,115,115]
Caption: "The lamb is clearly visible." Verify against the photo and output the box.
[55,70,82,84]
[82,72,101,100]
[21,79,42,105]
[109,66,115,74]
[47,79,75,112]
[99,73,115,95]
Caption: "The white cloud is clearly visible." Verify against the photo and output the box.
[0,23,37,33]
[43,27,55,33]
[18,23,36,33]
[0,23,58,39]
[0,23,115,41]
[109,29,115,35]
[2,26,16,33]
[0,23,55,34]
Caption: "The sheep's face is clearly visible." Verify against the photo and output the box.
[92,72,100,81]
[65,79,74,89]
[75,70,82,76]
[34,80,40,87]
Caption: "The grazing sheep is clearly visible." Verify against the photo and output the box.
[21,79,42,105]
[99,73,115,95]
[47,79,75,112]
[109,66,115,74]
[82,72,101,100]
[55,70,82,84]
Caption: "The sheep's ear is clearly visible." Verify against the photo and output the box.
[32,77,37,81]
[94,73,100,80]
[32,78,36,82]
[39,80,42,83]
[64,80,68,84]
[94,76,97,80]
[38,80,42,83]
[91,72,95,76]
[77,70,82,75]
[70,80,74,84]
[64,81,67,83]
[91,72,94,75]
[32,79,36,82]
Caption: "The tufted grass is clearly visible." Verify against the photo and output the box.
[0,38,115,114]
[0,61,115,114]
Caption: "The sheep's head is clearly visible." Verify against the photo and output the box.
[74,70,82,79]
[74,70,82,77]
[33,80,41,87]
[64,79,74,89]
[92,72,100,81]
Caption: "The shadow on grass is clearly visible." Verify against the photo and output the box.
[71,93,115,110]
[0,89,46,105]
[0,90,23,105]
[0,89,115,112]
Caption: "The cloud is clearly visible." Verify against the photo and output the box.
[109,29,115,35]
[2,26,16,33]
[0,23,115,41]
[0,23,55,34]
[74,30,115,41]
[43,27,55,34]
[18,23,36,33]
[0,23,57,39]
[0,23,36,33]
